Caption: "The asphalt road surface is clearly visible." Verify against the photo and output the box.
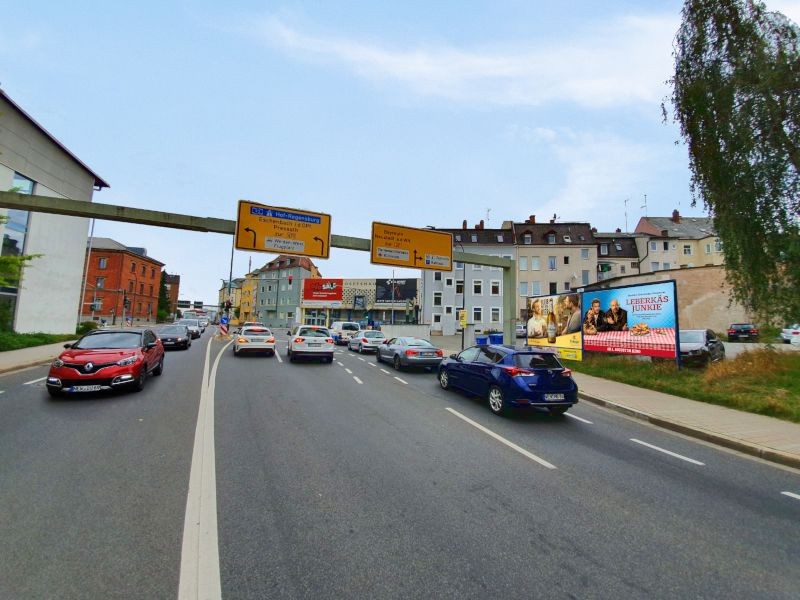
[1,330,799,599]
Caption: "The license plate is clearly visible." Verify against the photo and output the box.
[421,353,435,357]
[739,335,748,338]
[164,341,175,345]
[71,385,102,392]
[308,343,322,347]
[544,393,564,401]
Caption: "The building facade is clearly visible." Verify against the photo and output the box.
[0,88,109,333]
[164,273,181,318]
[634,210,724,272]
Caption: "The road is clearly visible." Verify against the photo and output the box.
[1,330,799,599]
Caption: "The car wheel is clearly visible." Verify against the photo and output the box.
[135,368,147,392]
[438,369,450,390]
[393,355,402,371]
[548,406,568,416]
[358,344,364,354]
[487,385,508,416]
[233,346,239,356]
[327,356,334,364]
[153,356,164,376]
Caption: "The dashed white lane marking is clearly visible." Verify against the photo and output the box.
[565,413,593,424]
[24,376,47,385]
[353,376,363,385]
[357,357,365,362]
[368,363,376,368]
[345,368,353,374]
[630,438,705,466]
[380,368,390,375]
[274,351,283,363]
[781,491,800,501]
[336,361,344,366]
[0,390,5,394]
[446,408,557,470]
[393,376,408,385]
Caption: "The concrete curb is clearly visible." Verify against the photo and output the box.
[578,391,800,471]
[0,358,52,376]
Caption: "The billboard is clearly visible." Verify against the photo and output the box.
[302,278,343,307]
[581,281,678,358]
[374,278,417,305]
[526,293,583,361]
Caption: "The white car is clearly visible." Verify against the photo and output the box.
[233,326,276,357]
[287,325,335,363]
[348,330,386,353]
[780,323,800,343]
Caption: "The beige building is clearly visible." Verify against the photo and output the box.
[635,210,724,272]
[592,232,643,282]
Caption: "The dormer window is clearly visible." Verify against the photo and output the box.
[546,233,556,245]
[563,235,572,243]
[615,243,623,251]
[454,234,461,242]
[496,234,504,243]
[523,234,532,245]
[600,244,609,255]
[471,234,478,243]
[578,234,585,241]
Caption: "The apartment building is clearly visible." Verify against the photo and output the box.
[592,231,643,281]
[634,210,723,272]
[252,255,321,328]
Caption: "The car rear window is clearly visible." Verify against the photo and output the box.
[159,326,185,334]
[299,328,330,337]
[512,353,562,369]
[342,323,360,331]
[364,331,384,338]
[406,339,434,347]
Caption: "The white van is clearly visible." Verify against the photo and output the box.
[329,321,361,345]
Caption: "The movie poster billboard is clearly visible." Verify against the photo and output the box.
[581,281,678,358]
[526,292,583,361]
[374,278,417,305]
[302,278,343,307]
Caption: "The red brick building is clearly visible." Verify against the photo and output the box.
[164,273,181,317]
[82,238,164,324]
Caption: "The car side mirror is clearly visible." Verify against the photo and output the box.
[449,353,459,360]
[287,331,292,336]
[146,342,157,350]
[63,343,73,349]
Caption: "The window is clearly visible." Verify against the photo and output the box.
[139,283,144,294]
[93,298,103,310]
[141,265,146,276]
[98,257,107,269]
[631,261,638,269]
[650,241,657,251]
[548,256,557,271]
[615,243,622,251]
[705,243,711,254]
[149,285,153,296]
[434,272,442,281]
[578,234,585,242]
[531,281,541,296]
[664,241,670,251]
[454,234,461,242]
[455,261,464,270]
[497,234,504,243]
[473,263,483,271]
[564,282,570,291]
[547,233,556,244]
[683,245,692,255]
[445,306,453,315]
[151,268,155,278]
[563,235,572,243]
[563,256,570,265]
[456,280,464,294]
[473,280,482,295]
[600,244,609,255]
[96,277,105,289]
[128,281,134,292]
[530,257,541,271]
[549,282,557,294]
[445,277,453,287]
[663,262,671,269]
[473,307,483,322]
[582,270,589,285]
[471,234,478,243]
[523,234,532,245]
[581,249,589,260]
[620,265,626,274]
[433,314,442,324]
[490,307,501,323]
[519,282,528,296]
[137,302,142,314]
[490,280,500,295]
[651,261,659,271]
[519,256,528,271]
[715,239,723,252]
[433,292,443,307]
[130,262,136,273]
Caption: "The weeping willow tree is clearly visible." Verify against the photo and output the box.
[666,0,800,323]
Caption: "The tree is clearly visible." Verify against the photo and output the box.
[156,271,171,322]
[666,0,800,323]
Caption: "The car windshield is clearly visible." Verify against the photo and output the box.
[74,331,142,349]
[405,338,434,347]
[512,353,562,369]
[342,324,360,331]
[300,328,330,337]
[159,326,185,334]
[681,331,704,343]
[364,331,384,339]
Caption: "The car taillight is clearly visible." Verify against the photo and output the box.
[561,368,573,377]
[406,349,418,356]
[294,337,304,343]
[436,349,443,357]
[500,366,532,377]
[727,329,735,334]
[325,338,334,344]
[266,337,275,343]
[750,329,758,334]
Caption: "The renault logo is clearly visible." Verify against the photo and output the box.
[85,362,94,372]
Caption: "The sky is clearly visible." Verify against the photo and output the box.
[3,0,799,304]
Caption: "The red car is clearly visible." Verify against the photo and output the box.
[46,328,165,397]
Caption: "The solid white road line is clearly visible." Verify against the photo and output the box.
[380,368,390,375]
[630,438,705,466]
[565,413,593,424]
[353,376,363,385]
[178,337,227,600]
[274,351,283,364]
[446,408,557,470]
[345,368,353,374]
[393,376,408,385]
[23,376,47,385]
[781,491,800,501]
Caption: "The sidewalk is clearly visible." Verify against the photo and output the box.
[4,337,799,470]
[434,335,800,470]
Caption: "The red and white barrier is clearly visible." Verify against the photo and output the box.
[219,324,228,335]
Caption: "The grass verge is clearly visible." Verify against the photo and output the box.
[0,332,76,352]
[564,348,800,423]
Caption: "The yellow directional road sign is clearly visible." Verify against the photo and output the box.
[370,222,453,271]
[235,200,331,259]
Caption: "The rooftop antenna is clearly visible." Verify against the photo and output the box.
[640,194,648,217]
[624,197,629,232]
[485,207,491,223]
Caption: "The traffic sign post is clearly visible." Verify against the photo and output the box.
[370,222,453,271]
[235,200,331,259]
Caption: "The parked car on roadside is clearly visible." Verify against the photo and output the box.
[515,323,527,338]
[233,326,275,356]
[437,345,578,416]
[348,330,386,353]
[157,324,192,350]
[46,328,164,397]
[727,323,759,342]
[287,325,335,363]
[376,337,444,371]
[780,323,800,344]
[679,329,725,367]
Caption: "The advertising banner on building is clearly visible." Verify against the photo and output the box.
[302,278,343,307]
[526,293,583,361]
[581,281,678,358]
[374,278,417,305]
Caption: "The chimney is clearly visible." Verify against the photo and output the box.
[479,219,485,230]
[672,209,681,224]
[550,218,555,224]
[528,214,536,224]
[591,227,597,233]
[615,228,621,233]
[462,219,467,229]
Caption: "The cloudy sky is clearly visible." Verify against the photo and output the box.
[3,1,799,303]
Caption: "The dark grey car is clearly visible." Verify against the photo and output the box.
[376,336,444,371]
[679,329,725,367]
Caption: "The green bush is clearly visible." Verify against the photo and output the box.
[76,321,100,335]
[0,331,76,352]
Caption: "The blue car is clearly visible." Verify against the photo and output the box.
[437,345,578,416]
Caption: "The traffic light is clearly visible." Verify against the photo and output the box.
[288,275,293,285]
[123,298,131,310]
[225,300,232,310]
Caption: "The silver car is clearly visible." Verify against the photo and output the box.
[348,330,386,353]
[376,336,444,371]
[175,318,202,339]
